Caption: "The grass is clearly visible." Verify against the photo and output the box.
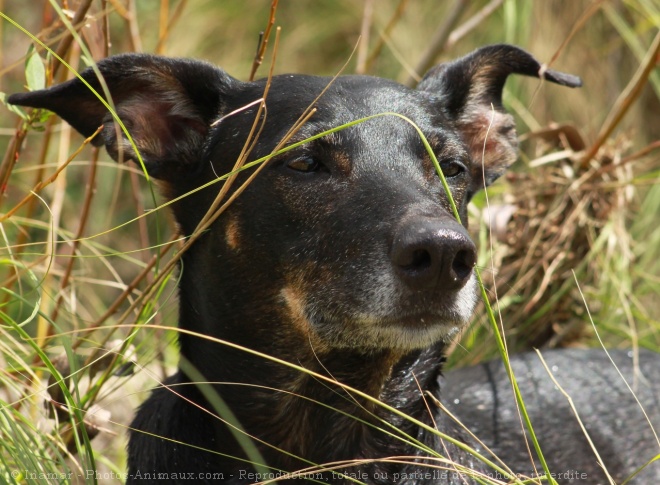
[0,1,658,484]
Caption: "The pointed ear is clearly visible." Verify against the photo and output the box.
[8,54,239,179]
[417,44,581,192]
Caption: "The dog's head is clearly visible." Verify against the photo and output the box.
[9,45,579,354]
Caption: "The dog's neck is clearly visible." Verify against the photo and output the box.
[253,348,406,465]
[179,322,447,471]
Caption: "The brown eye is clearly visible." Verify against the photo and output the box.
[287,157,320,173]
[439,159,466,178]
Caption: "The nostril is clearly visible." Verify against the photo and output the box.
[404,249,432,271]
[452,249,476,281]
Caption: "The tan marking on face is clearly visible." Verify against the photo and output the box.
[333,150,352,175]
[280,286,313,335]
[224,216,241,251]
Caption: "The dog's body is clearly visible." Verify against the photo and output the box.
[9,45,659,484]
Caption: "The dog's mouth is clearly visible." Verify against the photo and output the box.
[309,312,465,351]
[354,309,470,336]
[307,304,473,351]
[280,272,478,351]
[360,272,480,328]
[379,312,463,328]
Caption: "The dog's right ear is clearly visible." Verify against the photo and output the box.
[417,45,581,195]
[8,54,238,179]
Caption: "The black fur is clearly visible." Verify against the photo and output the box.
[9,45,658,484]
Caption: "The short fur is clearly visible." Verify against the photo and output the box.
[9,45,658,484]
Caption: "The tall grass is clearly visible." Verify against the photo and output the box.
[0,1,658,484]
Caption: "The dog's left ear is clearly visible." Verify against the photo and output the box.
[8,54,239,180]
[417,44,581,193]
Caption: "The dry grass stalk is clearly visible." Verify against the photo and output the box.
[481,129,646,349]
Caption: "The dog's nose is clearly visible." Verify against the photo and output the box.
[391,217,477,290]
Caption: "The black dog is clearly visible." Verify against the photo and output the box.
[10,45,659,484]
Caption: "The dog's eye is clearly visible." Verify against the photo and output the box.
[439,159,466,178]
[287,157,320,173]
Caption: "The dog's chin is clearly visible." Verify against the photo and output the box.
[317,314,468,352]
[363,319,465,351]
[314,277,479,352]
[334,276,477,351]
[313,315,467,352]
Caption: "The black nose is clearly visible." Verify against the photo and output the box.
[391,217,477,290]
